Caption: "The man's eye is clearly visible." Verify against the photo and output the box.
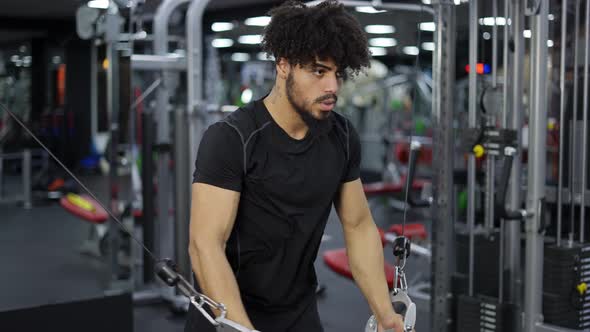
[314,69,325,76]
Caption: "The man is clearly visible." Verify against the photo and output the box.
[185,1,405,331]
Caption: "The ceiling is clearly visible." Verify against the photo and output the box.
[0,0,480,61]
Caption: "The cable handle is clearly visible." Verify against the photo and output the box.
[364,288,416,332]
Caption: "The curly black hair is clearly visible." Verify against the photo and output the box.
[261,0,371,77]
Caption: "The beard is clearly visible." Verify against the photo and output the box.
[285,72,335,135]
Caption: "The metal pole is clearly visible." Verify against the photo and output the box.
[22,149,32,209]
[570,0,581,246]
[91,42,98,140]
[485,0,499,231]
[431,1,455,331]
[153,0,191,270]
[506,0,524,307]
[141,110,155,283]
[493,0,498,86]
[523,1,548,331]
[467,0,478,297]
[557,0,568,247]
[498,219,504,302]
[106,27,121,283]
[502,0,511,129]
[581,0,589,243]
[0,147,4,200]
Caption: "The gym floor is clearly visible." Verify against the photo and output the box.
[0,173,430,332]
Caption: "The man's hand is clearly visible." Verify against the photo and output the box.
[378,313,405,332]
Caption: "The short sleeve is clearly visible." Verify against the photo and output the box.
[192,122,244,192]
[342,120,361,183]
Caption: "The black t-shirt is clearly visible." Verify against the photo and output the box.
[189,98,361,330]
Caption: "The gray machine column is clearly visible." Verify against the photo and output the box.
[153,0,191,270]
[523,0,549,331]
[505,0,524,307]
[430,1,456,331]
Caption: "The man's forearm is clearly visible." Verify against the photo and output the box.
[344,219,396,323]
[189,241,255,329]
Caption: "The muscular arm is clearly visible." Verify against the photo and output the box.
[188,182,254,329]
[335,179,404,331]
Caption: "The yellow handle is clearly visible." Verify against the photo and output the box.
[577,283,588,295]
[473,144,485,158]
[66,193,96,212]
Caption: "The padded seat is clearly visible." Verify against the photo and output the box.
[60,194,108,224]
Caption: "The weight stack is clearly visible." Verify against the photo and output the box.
[543,244,590,329]
[456,295,518,332]
[456,230,500,298]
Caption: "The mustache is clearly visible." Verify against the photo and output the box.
[315,94,338,104]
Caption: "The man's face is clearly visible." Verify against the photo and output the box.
[284,58,342,126]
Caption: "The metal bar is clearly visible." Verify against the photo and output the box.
[467,0,478,298]
[430,2,456,331]
[106,34,121,282]
[582,0,590,243]
[22,149,31,209]
[141,110,155,283]
[557,0,568,247]
[492,0,498,86]
[499,219,504,302]
[0,146,5,200]
[486,0,498,231]
[131,54,187,71]
[485,157,496,229]
[186,0,210,279]
[153,0,191,281]
[130,78,162,110]
[91,43,98,139]
[305,0,435,15]
[502,0,511,128]
[506,0,523,308]
[570,0,581,246]
[523,1,548,331]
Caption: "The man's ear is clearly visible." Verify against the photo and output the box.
[276,57,290,80]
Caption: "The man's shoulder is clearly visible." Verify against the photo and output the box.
[221,101,270,141]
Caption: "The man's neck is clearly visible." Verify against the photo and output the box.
[263,85,308,140]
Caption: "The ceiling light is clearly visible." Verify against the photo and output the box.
[211,38,233,48]
[211,22,234,32]
[483,32,491,40]
[419,22,436,32]
[369,38,397,47]
[244,16,271,26]
[548,14,555,21]
[369,47,387,56]
[478,17,507,26]
[523,30,532,38]
[365,25,395,34]
[422,0,431,4]
[355,6,386,14]
[548,40,554,47]
[232,53,250,62]
[238,35,262,45]
[87,0,109,9]
[403,46,420,56]
[421,42,435,51]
